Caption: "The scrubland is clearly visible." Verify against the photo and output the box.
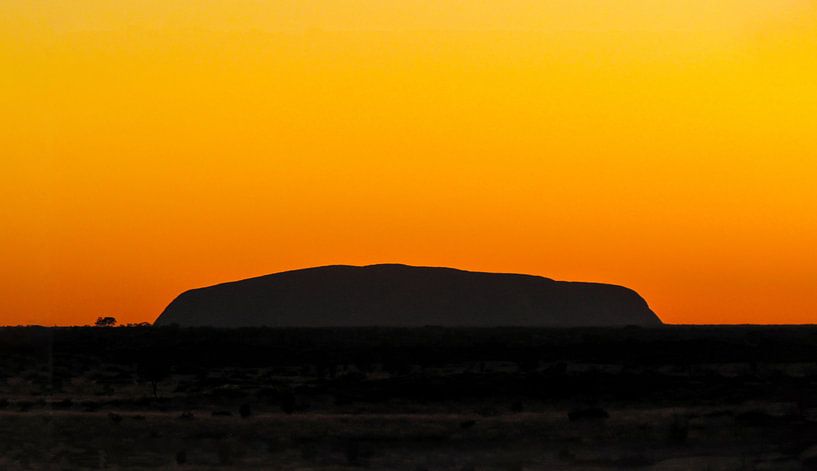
[1,326,816,470]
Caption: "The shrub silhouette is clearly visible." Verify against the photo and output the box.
[136,357,171,399]
[668,414,689,444]
[557,448,576,462]
[345,439,372,466]
[94,316,117,327]
[568,406,609,421]
[515,356,539,373]
[52,398,73,410]
[383,356,412,377]
[280,390,296,414]
[735,409,775,426]
[218,442,234,465]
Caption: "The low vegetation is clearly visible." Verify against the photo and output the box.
[0,325,816,469]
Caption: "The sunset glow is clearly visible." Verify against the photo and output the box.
[2,1,816,325]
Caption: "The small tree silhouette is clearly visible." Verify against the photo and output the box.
[137,357,171,399]
[95,316,117,327]
[280,390,296,414]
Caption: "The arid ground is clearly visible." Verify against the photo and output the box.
[1,326,817,470]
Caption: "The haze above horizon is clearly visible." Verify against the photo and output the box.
[2,1,816,325]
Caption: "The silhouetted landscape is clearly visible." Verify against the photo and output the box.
[156,265,660,327]
[3,325,817,469]
[0,266,813,469]
[7,0,815,467]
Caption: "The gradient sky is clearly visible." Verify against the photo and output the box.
[2,1,816,325]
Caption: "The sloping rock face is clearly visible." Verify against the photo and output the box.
[154,264,662,327]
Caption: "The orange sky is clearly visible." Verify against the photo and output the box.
[2,1,816,325]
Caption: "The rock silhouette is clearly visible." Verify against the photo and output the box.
[154,264,661,327]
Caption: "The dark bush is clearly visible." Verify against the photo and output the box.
[280,390,296,414]
[345,440,360,465]
[95,317,117,327]
[136,356,171,399]
[218,442,233,465]
[668,415,689,443]
[557,448,575,461]
[735,409,776,426]
[568,406,609,421]
[52,398,73,410]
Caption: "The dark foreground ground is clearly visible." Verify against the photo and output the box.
[2,326,817,470]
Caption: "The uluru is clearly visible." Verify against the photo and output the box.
[155,264,661,327]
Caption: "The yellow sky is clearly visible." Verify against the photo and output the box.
[2,1,816,325]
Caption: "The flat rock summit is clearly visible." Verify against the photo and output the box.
[155,264,661,327]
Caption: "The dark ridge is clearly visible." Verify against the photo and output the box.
[154,264,661,327]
